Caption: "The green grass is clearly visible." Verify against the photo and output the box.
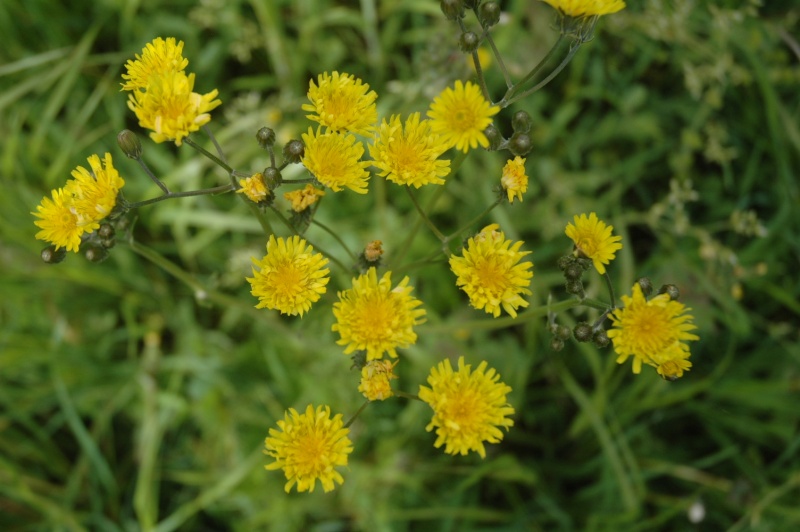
[2,0,799,530]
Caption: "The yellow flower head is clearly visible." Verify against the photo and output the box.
[358,359,398,401]
[121,37,188,91]
[33,153,125,253]
[127,71,221,146]
[301,127,371,194]
[302,71,378,136]
[501,156,528,203]
[247,235,330,316]
[449,224,534,318]
[540,0,626,17]
[236,172,270,203]
[607,283,699,377]
[427,80,499,153]
[419,356,514,458]
[565,212,623,275]
[332,267,426,361]
[369,113,451,188]
[284,184,325,212]
[265,404,353,493]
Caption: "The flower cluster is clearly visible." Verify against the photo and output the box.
[33,153,125,253]
[565,212,622,275]
[122,37,221,146]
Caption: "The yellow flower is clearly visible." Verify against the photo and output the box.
[127,71,221,146]
[419,356,514,458]
[237,172,270,203]
[358,360,398,401]
[427,80,499,153]
[607,283,699,377]
[284,184,325,212]
[449,224,534,318]
[540,0,626,17]
[301,127,370,194]
[247,235,330,316]
[501,156,528,203]
[332,267,426,361]
[302,71,378,136]
[265,404,353,493]
[368,113,451,188]
[32,188,84,253]
[121,37,188,91]
[564,212,622,275]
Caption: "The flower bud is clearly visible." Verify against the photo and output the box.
[101,237,116,249]
[84,244,109,263]
[350,350,368,371]
[440,0,464,20]
[556,255,572,271]
[98,223,115,239]
[637,277,653,297]
[117,129,142,160]
[556,325,572,341]
[658,284,680,300]
[593,329,610,348]
[573,322,593,342]
[256,127,277,149]
[565,279,584,297]
[483,124,503,151]
[511,110,531,134]
[263,166,283,189]
[459,31,480,53]
[550,337,565,352]
[364,240,383,263]
[564,263,583,281]
[478,1,501,26]
[282,139,305,163]
[509,132,532,157]
[41,245,67,264]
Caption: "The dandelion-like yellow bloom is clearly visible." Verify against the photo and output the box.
[121,37,188,91]
[284,184,325,212]
[247,235,330,316]
[265,404,353,493]
[419,356,514,458]
[501,156,528,203]
[369,113,451,188]
[33,153,125,253]
[358,359,398,401]
[302,71,378,136]
[427,80,499,153]
[332,267,426,360]
[565,212,623,275]
[127,71,221,146]
[540,0,626,17]
[607,283,699,377]
[449,224,534,318]
[237,172,270,203]
[301,127,371,194]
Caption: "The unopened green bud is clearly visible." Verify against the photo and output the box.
[556,325,572,341]
[459,31,480,53]
[117,129,142,160]
[593,329,610,348]
[509,132,532,157]
[556,255,572,271]
[41,245,67,264]
[637,277,653,297]
[573,322,593,342]
[84,244,109,263]
[564,263,583,281]
[484,124,503,151]
[479,1,501,27]
[350,351,368,370]
[550,337,565,352]
[512,110,531,134]
[658,284,680,300]
[440,0,464,20]
[283,139,305,163]
[98,223,115,239]
[256,127,277,149]
[263,167,283,189]
[565,279,584,297]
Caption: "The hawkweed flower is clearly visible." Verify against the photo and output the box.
[121,37,188,91]
[368,113,451,188]
[500,156,528,203]
[419,356,514,458]
[427,80,499,153]
[265,404,353,493]
[449,224,534,318]
[540,0,626,17]
[302,71,378,136]
[607,283,699,377]
[247,235,330,316]
[33,188,84,253]
[237,172,270,204]
[332,267,426,360]
[565,212,622,275]
[127,71,221,146]
[284,184,325,212]
[301,127,370,194]
[358,359,398,401]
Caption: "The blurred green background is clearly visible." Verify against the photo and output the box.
[1,0,799,530]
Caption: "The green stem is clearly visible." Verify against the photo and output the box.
[269,206,349,272]
[502,41,582,107]
[444,198,502,244]
[125,184,235,210]
[501,35,564,104]
[135,157,170,194]
[603,271,617,310]
[282,178,317,184]
[405,187,446,242]
[202,124,228,166]
[312,219,358,262]
[184,136,233,173]
[458,17,491,102]
[394,390,422,402]
[343,400,370,429]
[482,29,512,89]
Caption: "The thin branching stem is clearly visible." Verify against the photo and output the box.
[405,187,447,242]
[503,41,582,107]
[500,34,565,105]
[125,184,235,210]
[344,400,370,429]
[312,219,358,262]
[184,137,233,174]
[134,157,170,194]
[202,125,227,165]
[269,206,349,272]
